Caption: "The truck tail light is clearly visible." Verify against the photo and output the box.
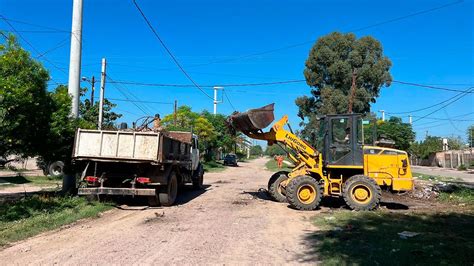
[136,177,151,184]
[85,176,98,183]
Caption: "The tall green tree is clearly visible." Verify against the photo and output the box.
[296,32,392,142]
[376,117,415,151]
[467,125,474,148]
[0,34,52,157]
[410,136,443,159]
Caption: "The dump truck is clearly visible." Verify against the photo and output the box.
[71,128,204,206]
[228,103,413,211]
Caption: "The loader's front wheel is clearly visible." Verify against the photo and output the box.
[286,176,322,211]
[343,175,381,211]
[267,171,289,202]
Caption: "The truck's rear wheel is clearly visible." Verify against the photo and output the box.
[343,175,381,211]
[267,171,289,202]
[159,172,178,206]
[286,175,322,211]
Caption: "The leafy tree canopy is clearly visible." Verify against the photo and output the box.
[250,145,263,156]
[0,34,51,157]
[410,136,443,159]
[376,117,415,151]
[296,32,392,142]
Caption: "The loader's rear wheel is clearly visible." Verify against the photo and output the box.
[343,175,381,211]
[267,171,289,202]
[286,176,322,211]
[159,172,178,206]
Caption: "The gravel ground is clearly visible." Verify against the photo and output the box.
[0,158,319,264]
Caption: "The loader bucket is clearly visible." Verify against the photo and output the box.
[228,103,275,133]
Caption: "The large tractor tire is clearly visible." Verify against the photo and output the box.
[159,171,178,206]
[286,176,323,211]
[192,163,204,190]
[343,175,381,211]
[267,171,289,203]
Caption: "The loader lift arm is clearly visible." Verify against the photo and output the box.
[240,115,320,175]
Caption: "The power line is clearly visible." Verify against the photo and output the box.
[103,97,173,105]
[169,1,463,69]
[223,89,236,111]
[132,0,213,100]
[412,87,474,123]
[106,75,151,115]
[386,87,474,115]
[0,15,68,76]
[392,80,474,93]
[36,36,69,59]
[108,79,305,88]
[0,16,69,33]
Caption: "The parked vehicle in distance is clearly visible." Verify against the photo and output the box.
[223,154,238,166]
[71,127,204,206]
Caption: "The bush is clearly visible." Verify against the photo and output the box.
[458,164,467,171]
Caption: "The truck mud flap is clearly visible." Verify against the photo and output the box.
[78,187,156,196]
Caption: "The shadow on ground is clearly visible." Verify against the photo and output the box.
[0,175,31,185]
[298,211,474,265]
[245,188,411,211]
[107,184,211,208]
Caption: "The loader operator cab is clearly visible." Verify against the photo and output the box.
[319,114,363,167]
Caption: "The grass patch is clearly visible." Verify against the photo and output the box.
[203,161,226,173]
[0,175,61,189]
[412,172,461,182]
[265,158,292,172]
[0,195,112,246]
[308,211,474,265]
[438,186,474,205]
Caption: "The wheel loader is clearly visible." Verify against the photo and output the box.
[228,103,414,211]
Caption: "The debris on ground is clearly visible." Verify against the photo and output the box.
[398,231,420,239]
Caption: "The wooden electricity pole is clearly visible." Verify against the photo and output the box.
[173,100,177,126]
[348,69,358,114]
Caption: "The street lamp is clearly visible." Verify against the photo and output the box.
[81,76,96,105]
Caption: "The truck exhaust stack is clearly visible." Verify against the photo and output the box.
[228,103,275,133]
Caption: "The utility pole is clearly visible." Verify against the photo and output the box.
[347,69,357,113]
[67,0,83,118]
[213,86,223,115]
[380,110,385,122]
[98,58,107,129]
[81,76,96,106]
[409,115,412,125]
[174,100,177,126]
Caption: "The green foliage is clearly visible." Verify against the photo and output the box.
[250,145,263,156]
[410,136,443,159]
[376,117,415,151]
[296,32,392,141]
[79,87,122,130]
[0,34,52,157]
[447,136,464,150]
[0,195,111,246]
[265,144,286,156]
[467,125,474,147]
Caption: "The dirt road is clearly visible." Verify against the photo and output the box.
[412,165,474,184]
[0,158,319,264]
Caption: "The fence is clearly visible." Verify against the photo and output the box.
[411,149,474,169]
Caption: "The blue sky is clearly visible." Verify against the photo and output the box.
[1,0,473,142]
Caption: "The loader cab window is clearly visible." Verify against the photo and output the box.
[329,118,351,163]
[332,118,350,144]
[327,116,364,166]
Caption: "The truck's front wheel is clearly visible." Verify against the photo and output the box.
[159,172,178,206]
[192,164,204,190]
